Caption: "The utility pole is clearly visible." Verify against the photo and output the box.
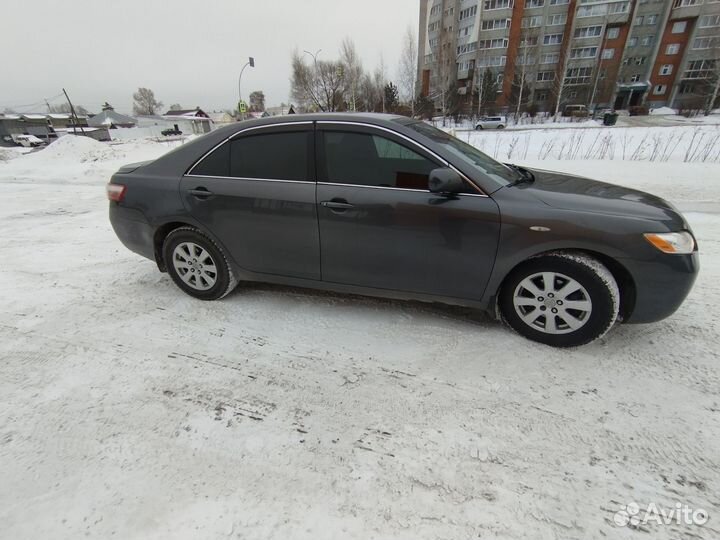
[62,88,85,135]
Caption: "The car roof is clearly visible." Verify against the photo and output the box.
[215,112,403,133]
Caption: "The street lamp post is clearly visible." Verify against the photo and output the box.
[238,56,255,120]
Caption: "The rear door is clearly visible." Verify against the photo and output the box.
[315,122,500,300]
[180,122,320,280]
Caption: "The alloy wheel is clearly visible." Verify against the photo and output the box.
[172,242,218,291]
[512,271,593,334]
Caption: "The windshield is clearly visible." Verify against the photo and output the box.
[401,121,517,186]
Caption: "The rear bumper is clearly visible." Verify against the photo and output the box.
[109,203,155,262]
[622,251,699,323]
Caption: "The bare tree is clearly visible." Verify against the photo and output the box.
[169,103,183,111]
[133,88,163,116]
[290,51,345,112]
[249,91,266,112]
[48,102,89,115]
[398,25,418,114]
[340,38,363,111]
[509,26,539,119]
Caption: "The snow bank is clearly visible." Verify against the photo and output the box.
[33,134,117,163]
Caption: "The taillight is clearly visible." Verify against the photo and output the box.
[107,183,126,202]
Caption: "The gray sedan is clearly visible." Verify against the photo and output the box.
[107,113,698,347]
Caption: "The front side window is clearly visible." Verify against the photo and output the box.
[322,131,438,190]
[230,131,310,181]
[402,121,517,186]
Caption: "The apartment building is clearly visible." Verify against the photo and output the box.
[417,0,720,113]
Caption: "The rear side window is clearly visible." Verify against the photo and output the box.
[322,131,437,189]
[230,131,310,181]
[192,141,230,176]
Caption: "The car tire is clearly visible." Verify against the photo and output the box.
[475,125,484,130]
[499,252,619,347]
[163,227,237,300]
[497,125,505,129]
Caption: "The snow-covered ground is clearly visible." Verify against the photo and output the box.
[1,132,719,539]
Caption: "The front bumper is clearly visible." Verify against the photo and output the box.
[622,251,699,323]
[109,203,155,262]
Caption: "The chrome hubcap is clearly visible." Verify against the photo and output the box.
[172,242,217,291]
[513,272,592,334]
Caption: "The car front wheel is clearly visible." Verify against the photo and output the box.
[499,253,619,347]
[475,125,484,130]
[163,227,237,300]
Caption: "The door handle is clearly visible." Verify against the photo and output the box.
[188,187,214,199]
[321,200,354,211]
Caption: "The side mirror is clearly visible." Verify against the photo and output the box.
[428,167,465,194]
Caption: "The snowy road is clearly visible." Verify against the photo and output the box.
[1,136,719,539]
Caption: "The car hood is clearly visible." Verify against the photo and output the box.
[520,167,681,221]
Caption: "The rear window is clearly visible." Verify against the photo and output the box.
[191,142,230,177]
[230,132,310,181]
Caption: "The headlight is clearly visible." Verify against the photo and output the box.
[643,232,696,254]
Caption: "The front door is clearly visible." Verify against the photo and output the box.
[180,123,320,280]
[316,123,500,301]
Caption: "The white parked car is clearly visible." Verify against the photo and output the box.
[474,116,506,130]
[13,134,44,148]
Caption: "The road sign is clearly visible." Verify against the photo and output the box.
[238,100,247,113]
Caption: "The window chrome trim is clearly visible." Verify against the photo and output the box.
[184,173,312,184]
[316,120,487,196]
[186,121,314,176]
[317,181,489,197]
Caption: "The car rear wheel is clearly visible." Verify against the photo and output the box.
[499,253,619,347]
[497,125,505,129]
[163,227,237,300]
[475,125,484,130]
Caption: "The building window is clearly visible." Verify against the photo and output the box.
[482,18,511,30]
[659,64,673,75]
[430,4,442,15]
[685,59,716,79]
[666,43,681,54]
[477,55,507,67]
[578,4,608,17]
[525,0,545,7]
[699,15,720,27]
[672,21,687,33]
[628,37,638,47]
[484,0,514,9]
[641,35,655,46]
[457,42,478,55]
[517,54,536,65]
[459,5,477,20]
[693,37,718,49]
[609,2,630,13]
[535,90,549,101]
[646,14,658,25]
[428,21,440,32]
[630,74,641,82]
[607,27,620,39]
[537,71,555,81]
[541,52,560,63]
[549,0,569,4]
[565,67,593,84]
[543,33,564,45]
[520,36,539,47]
[568,90,578,99]
[602,48,615,59]
[574,25,603,38]
[522,15,543,27]
[570,46,598,58]
[547,14,567,25]
[653,84,667,95]
[478,38,509,49]
[634,15,644,25]
[673,0,700,6]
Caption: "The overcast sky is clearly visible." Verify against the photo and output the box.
[3,0,419,115]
